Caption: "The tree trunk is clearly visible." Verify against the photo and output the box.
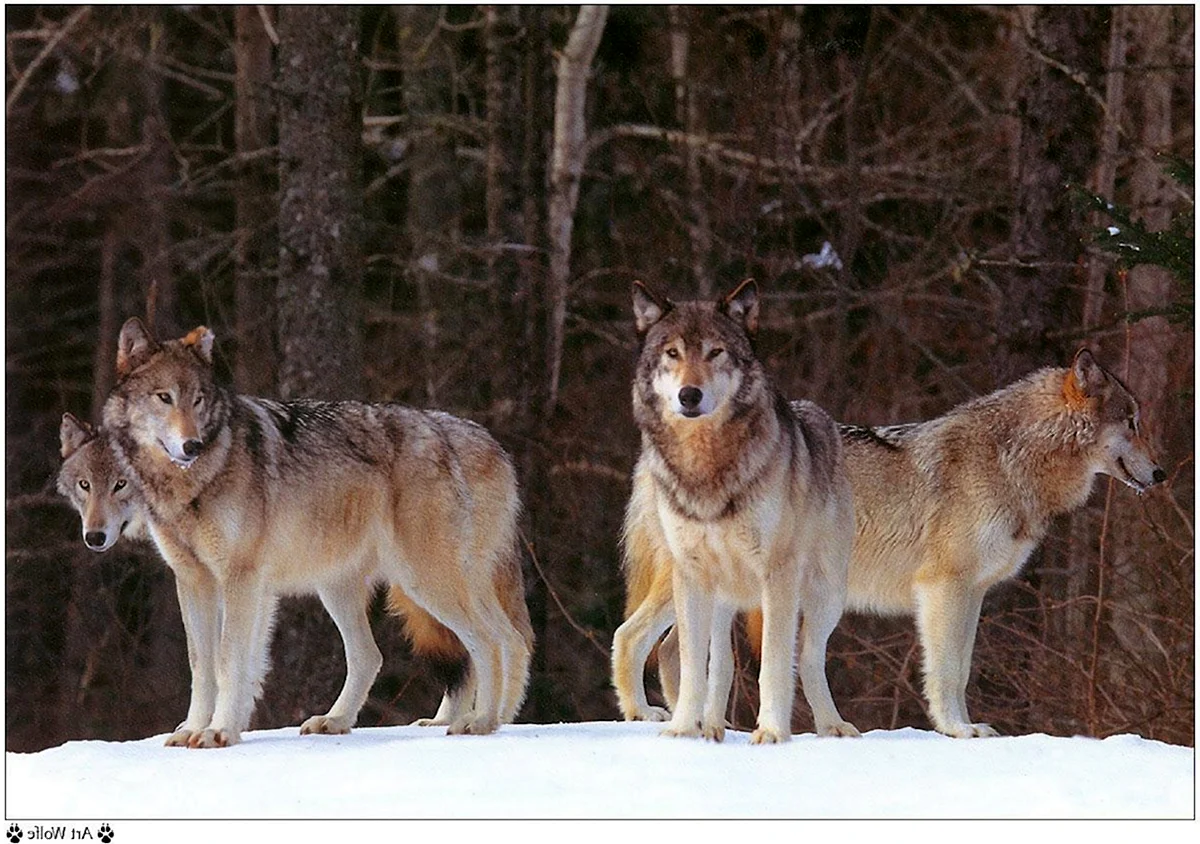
[276,5,364,400]
[137,11,178,339]
[1066,5,1130,652]
[668,5,713,297]
[396,5,459,405]
[233,4,278,395]
[1105,2,1179,686]
[269,4,366,728]
[999,6,1106,383]
[545,4,608,418]
[91,225,119,420]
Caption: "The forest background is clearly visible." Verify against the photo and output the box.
[5,5,1194,753]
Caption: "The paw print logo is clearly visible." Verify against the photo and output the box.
[6,825,21,843]
[97,825,114,844]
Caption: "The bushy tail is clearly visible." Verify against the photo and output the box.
[385,587,470,696]
[745,608,764,661]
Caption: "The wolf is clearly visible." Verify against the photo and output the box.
[57,413,480,729]
[620,279,858,744]
[102,317,533,748]
[613,348,1166,737]
[57,413,147,552]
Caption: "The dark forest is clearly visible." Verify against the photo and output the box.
[5,5,1194,752]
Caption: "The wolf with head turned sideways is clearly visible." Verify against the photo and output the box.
[614,340,1166,738]
[617,279,858,744]
[101,317,533,748]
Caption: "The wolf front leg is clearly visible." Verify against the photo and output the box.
[752,567,803,744]
[163,560,220,748]
[190,569,274,748]
[661,565,719,740]
[914,575,996,738]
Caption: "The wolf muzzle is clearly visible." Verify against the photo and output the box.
[678,386,704,418]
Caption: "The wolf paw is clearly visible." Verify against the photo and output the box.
[187,727,239,748]
[411,716,450,727]
[628,705,671,722]
[164,729,200,748]
[447,715,499,736]
[750,726,791,744]
[817,719,862,738]
[299,714,352,736]
[660,718,719,740]
[941,722,999,739]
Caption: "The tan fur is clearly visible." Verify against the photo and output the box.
[103,317,533,748]
[615,281,858,744]
[615,349,1165,737]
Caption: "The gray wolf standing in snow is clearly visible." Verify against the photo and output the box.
[615,348,1165,737]
[615,279,858,744]
[102,317,533,748]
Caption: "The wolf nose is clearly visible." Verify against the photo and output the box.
[1152,468,1167,484]
[182,439,204,458]
[85,531,107,549]
[678,386,703,411]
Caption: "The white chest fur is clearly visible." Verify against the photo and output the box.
[656,493,785,608]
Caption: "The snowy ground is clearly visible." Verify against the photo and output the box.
[5,720,1193,823]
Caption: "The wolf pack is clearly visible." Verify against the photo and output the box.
[58,280,1166,748]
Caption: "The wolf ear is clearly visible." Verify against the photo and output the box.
[1064,348,1108,405]
[720,278,759,336]
[116,317,159,378]
[182,326,215,365]
[632,281,673,333]
[60,412,94,459]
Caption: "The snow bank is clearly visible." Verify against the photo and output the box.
[5,721,1193,821]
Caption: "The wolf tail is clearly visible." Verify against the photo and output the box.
[385,586,471,697]
[744,608,764,662]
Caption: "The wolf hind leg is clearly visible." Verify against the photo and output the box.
[301,578,382,736]
[611,571,675,721]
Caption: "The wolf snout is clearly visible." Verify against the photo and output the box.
[678,386,704,415]
[182,438,204,459]
[1152,467,1167,485]
[84,530,109,551]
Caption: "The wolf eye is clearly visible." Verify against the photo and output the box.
[113,479,127,492]
[706,347,725,361]
[194,394,204,408]
[78,479,90,492]
[665,348,680,360]
[157,392,173,405]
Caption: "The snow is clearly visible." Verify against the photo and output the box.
[800,240,844,271]
[4,721,1194,823]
